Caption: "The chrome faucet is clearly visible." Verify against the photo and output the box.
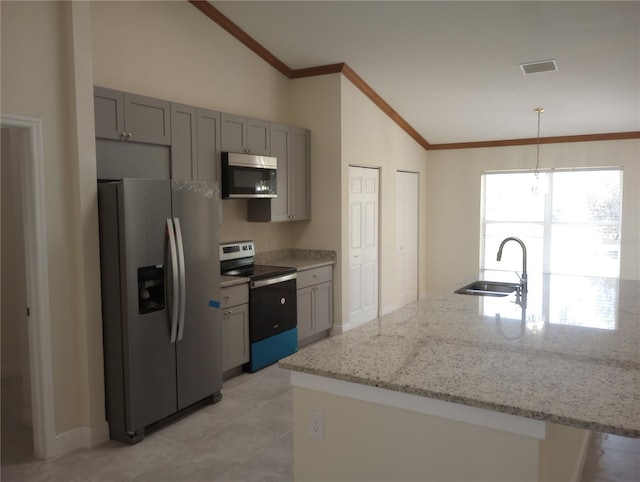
[497,237,528,292]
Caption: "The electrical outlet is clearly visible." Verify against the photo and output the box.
[308,410,324,439]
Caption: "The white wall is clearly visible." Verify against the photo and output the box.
[426,139,640,289]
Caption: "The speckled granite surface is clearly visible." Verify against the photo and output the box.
[255,249,336,271]
[280,275,640,437]
[221,275,249,288]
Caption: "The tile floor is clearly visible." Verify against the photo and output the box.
[580,431,640,482]
[2,366,639,482]
[1,366,293,482]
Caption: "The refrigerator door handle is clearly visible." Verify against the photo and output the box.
[167,218,179,344]
[174,218,187,341]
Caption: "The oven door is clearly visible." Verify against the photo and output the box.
[249,278,297,342]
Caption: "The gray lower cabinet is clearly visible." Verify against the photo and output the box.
[247,124,311,222]
[221,283,250,371]
[296,266,333,342]
[221,113,270,155]
[170,104,221,182]
[94,86,171,145]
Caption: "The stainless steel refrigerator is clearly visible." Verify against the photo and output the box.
[98,178,222,444]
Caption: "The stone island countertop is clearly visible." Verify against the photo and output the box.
[280,274,640,438]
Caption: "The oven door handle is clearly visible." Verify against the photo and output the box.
[250,272,297,289]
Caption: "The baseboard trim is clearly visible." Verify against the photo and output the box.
[380,303,399,316]
[54,422,110,457]
[332,317,377,335]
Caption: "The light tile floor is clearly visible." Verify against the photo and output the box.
[2,366,639,482]
[1,366,293,482]
[580,431,640,482]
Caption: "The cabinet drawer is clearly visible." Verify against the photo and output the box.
[221,283,249,309]
[297,265,333,290]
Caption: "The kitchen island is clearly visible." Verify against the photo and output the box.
[279,275,639,481]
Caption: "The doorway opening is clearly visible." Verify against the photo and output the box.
[1,115,56,461]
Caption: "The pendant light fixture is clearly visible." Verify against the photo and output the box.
[531,107,548,195]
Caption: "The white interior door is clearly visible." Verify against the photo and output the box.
[396,171,419,307]
[349,166,379,326]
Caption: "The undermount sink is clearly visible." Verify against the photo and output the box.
[455,280,521,297]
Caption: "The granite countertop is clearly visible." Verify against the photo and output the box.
[254,248,336,271]
[280,274,640,437]
[221,275,249,288]
[220,249,336,287]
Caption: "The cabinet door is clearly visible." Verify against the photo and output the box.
[269,124,290,222]
[289,127,311,221]
[314,281,333,333]
[246,118,270,155]
[196,108,221,183]
[221,113,246,153]
[124,92,171,145]
[222,303,250,371]
[170,103,197,180]
[296,286,314,341]
[94,86,125,140]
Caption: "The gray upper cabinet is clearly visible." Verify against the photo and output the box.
[196,108,221,183]
[170,103,197,180]
[247,124,310,222]
[288,127,311,221]
[170,104,221,184]
[268,124,290,222]
[94,86,171,145]
[221,113,270,155]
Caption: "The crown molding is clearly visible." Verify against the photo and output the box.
[428,131,640,150]
[189,0,292,78]
[189,1,639,151]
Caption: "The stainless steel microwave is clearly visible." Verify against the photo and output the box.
[221,152,278,199]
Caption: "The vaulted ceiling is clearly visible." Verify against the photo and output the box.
[200,1,639,148]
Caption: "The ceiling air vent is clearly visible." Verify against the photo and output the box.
[520,59,558,75]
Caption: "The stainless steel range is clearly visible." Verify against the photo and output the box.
[220,241,297,372]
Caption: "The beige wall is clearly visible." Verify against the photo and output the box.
[340,77,428,321]
[293,387,542,481]
[1,1,90,433]
[426,139,640,289]
[288,74,343,323]
[90,0,296,253]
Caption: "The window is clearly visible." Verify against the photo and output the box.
[481,168,623,278]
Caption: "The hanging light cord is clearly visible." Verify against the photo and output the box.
[534,107,544,178]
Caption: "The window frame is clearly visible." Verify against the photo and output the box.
[480,167,623,278]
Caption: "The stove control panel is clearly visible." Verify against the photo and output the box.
[220,240,255,261]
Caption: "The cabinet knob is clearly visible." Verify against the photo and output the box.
[127,132,132,139]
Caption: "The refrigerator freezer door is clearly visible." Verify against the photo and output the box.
[120,179,177,431]
[171,180,222,410]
